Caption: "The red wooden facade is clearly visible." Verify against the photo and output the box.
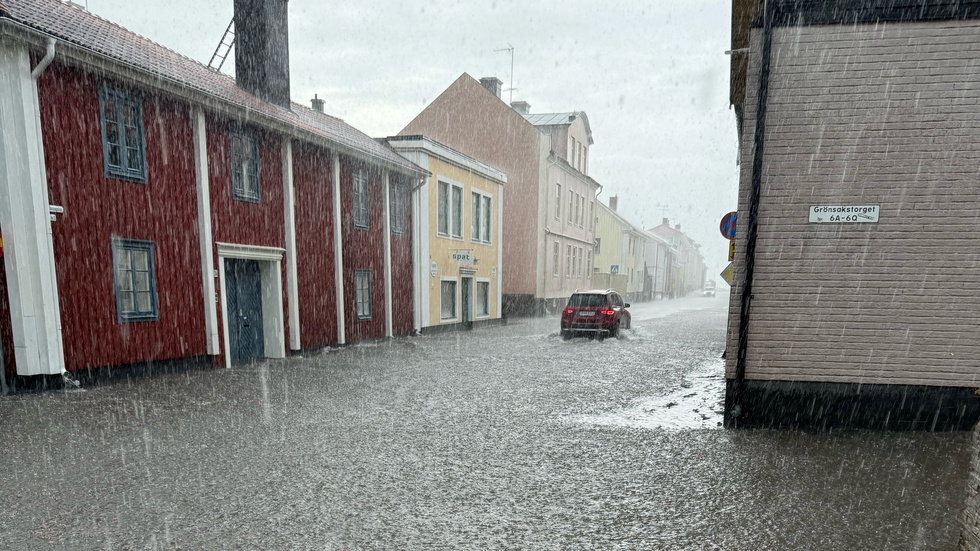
[40,63,207,371]
[1,61,416,377]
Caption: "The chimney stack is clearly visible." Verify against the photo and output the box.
[609,195,618,212]
[234,0,291,109]
[511,101,530,115]
[662,217,669,227]
[311,94,324,113]
[675,223,681,231]
[479,77,503,98]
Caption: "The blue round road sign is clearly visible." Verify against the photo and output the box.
[720,212,737,240]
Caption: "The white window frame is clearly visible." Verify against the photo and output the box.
[353,169,369,230]
[553,242,559,276]
[565,245,571,277]
[475,277,491,319]
[470,189,493,245]
[436,178,464,241]
[439,276,459,323]
[567,190,573,224]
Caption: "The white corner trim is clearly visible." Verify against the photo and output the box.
[282,139,300,351]
[332,150,346,345]
[382,169,393,338]
[192,107,220,355]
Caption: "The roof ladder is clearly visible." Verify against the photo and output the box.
[208,19,235,72]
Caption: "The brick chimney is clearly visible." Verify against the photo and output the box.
[479,77,502,98]
[511,101,530,115]
[234,0,291,109]
[311,94,324,113]
[609,195,618,212]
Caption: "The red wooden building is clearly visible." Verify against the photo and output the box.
[0,0,423,384]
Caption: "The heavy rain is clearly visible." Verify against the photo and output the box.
[1,0,978,549]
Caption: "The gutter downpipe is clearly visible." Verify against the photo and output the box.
[730,1,773,427]
[32,37,70,383]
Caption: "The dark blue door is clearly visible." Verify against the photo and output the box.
[226,259,264,364]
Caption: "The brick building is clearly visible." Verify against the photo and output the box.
[726,0,980,429]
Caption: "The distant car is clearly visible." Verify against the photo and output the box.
[560,289,631,340]
[703,285,716,297]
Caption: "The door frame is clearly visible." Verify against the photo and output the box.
[460,269,475,327]
[217,242,286,369]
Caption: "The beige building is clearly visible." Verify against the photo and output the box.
[725,0,980,430]
[386,136,505,332]
[400,74,600,315]
[592,196,649,302]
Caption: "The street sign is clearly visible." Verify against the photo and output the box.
[720,262,735,286]
[720,212,737,240]
[728,241,735,262]
[808,205,879,223]
[610,265,619,275]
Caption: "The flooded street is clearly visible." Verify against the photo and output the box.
[0,297,969,550]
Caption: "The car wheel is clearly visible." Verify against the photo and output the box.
[561,330,571,341]
[609,322,620,339]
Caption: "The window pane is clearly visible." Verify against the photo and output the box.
[483,198,491,242]
[134,271,150,293]
[120,292,135,313]
[471,192,480,240]
[118,270,133,292]
[136,291,151,313]
[133,250,148,271]
[452,186,462,238]
[126,147,140,171]
[437,182,449,235]
[441,281,456,319]
[477,281,490,316]
[116,249,132,271]
[108,144,121,168]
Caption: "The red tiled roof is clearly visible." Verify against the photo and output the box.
[0,0,422,175]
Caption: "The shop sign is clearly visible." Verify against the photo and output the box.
[451,250,475,266]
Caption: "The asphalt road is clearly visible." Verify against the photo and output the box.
[0,297,969,550]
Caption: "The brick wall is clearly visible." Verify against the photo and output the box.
[727,21,980,387]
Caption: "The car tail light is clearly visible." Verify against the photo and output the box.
[563,308,574,315]
[601,309,615,316]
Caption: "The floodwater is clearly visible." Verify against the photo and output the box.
[0,297,969,549]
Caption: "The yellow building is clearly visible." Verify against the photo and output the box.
[592,196,647,302]
[387,136,506,331]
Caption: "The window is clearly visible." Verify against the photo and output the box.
[576,195,583,226]
[587,251,592,276]
[99,83,147,183]
[583,148,589,175]
[555,184,562,219]
[355,270,372,320]
[566,245,572,276]
[471,192,492,243]
[572,248,578,277]
[568,191,574,224]
[229,125,260,202]
[390,183,405,235]
[553,242,560,276]
[437,181,450,236]
[111,238,158,322]
[440,278,457,321]
[483,197,492,243]
[595,237,602,255]
[452,184,463,239]
[471,191,481,240]
[476,280,490,317]
[353,170,369,229]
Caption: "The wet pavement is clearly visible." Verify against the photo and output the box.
[0,297,970,550]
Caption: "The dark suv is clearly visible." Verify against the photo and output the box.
[560,289,631,340]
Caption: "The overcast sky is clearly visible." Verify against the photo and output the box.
[83,0,738,280]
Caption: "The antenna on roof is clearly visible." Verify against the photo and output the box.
[656,203,669,219]
[208,19,236,72]
[494,43,515,104]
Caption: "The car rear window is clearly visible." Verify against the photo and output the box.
[568,294,608,308]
